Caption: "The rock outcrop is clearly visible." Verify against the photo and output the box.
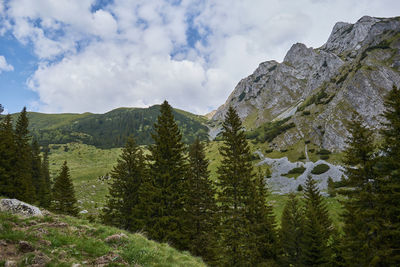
[211,16,400,151]
[0,199,42,217]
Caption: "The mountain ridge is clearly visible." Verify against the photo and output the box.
[3,105,209,148]
[211,15,400,151]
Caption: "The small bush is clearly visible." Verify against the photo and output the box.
[287,166,306,175]
[298,153,306,160]
[297,184,303,191]
[311,164,330,175]
[265,149,273,154]
[320,155,330,160]
[305,140,311,144]
[302,111,311,116]
[317,149,332,155]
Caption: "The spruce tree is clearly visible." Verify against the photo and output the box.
[40,146,52,208]
[216,106,255,266]
[14,107,36,203]
[280,193,304,266]
[52,161,78,216]
[102,137,147,231]
[0,115,17,198]
[140,100,188,250]
[376,85,400,264]
[247,168,278,265]
[341,112,380,265]
[31,139,45,204]
[185,138,219,264]
[301,175,332,266]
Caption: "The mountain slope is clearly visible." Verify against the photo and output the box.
[0,205,205,266]
[6,105,208,148]
[212,16,400,151]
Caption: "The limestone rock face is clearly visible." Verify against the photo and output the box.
[0,199,42,217]
[211,16,400,151]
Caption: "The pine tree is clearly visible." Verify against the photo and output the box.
[52,161,78,216]
[14,107,36,203]
[102,137,147,231]
[31,139,45,204]
[301,175,332,266]
[247,168,278,265]
[280,193,304,266]
[376,85,400,264]
[0,104,3,114]
[341,112,380,265]
[0,115,17,198]
[185,138,219,264]
[40,146,52,208]
[216,106,255,266]
[140,100,188,250]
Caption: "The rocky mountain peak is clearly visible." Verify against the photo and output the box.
[211,16,400,152]
[322,16,399,55]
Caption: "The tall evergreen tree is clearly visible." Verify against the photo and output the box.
[301,175,332,266]
[31,139,45,204]
[247,168,278,265]
[40,146,52,208]
[0,115,17,198]
[0,104,3,114]
[14,107,35,203]
[376,85,400,264]
[280,193,304,266]
[185,138,219,264]
[216,106,256,266]
[140,100,188,250]
[102,137,147,231]
[341,112,380,265]
[52,161,78,216]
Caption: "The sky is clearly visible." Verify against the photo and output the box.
[0,0,399,115]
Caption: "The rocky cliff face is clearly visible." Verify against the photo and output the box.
[211,16,400,151]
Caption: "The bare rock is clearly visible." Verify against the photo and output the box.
[93,252,127,266]
[104,233,128,243]
[0,199,42,217]
[31,252,51,267]
[5,261,17,267]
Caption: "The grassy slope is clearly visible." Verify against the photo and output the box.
[0,210,205,266]
[47,142,344,227]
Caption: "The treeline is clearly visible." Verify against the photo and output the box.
[0,107,78,215]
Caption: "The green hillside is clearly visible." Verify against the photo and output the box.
[6,105,209,148]
[0,208,205,266]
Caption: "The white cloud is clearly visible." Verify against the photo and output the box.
[0,56,13,73]
[3,0,400,114]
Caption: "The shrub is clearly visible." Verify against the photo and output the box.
[302,111,311,116]
[287,166,306,175]
[308,148,315,153]
[297,184,303,191]
[298,153,306,160]
[311,164,330,175]
[317,149,331,155]
[265,149,273,154]
[320,155,330,160]
[305,140,311,144]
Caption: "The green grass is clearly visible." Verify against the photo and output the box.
[48,143,122,215]
[267,193,345,228]
[0,211,205,266]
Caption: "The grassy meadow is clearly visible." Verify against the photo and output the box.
[47,142,345,226]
